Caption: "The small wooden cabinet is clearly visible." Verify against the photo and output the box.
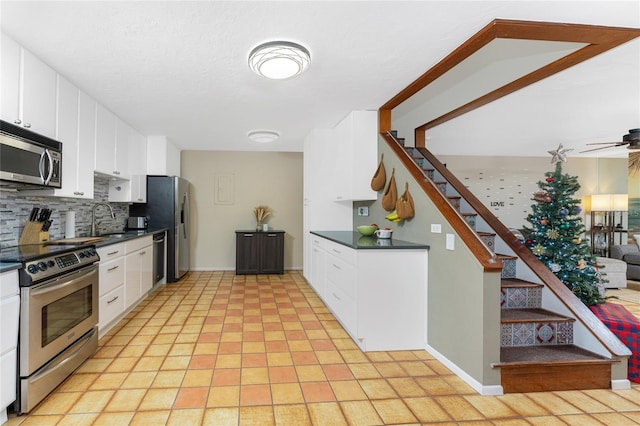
[235,230,284,275]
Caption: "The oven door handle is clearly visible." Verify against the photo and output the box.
[30,267,97,296]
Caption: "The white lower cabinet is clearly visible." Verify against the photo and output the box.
[97,243,125,331]
[310,233,428,352]
[124,236,153,309]
[0,269,19,424]
[97,235,152,336]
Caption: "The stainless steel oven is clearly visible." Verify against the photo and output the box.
[0,244,99,414]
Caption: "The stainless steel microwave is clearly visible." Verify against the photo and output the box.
[0,120,62,189]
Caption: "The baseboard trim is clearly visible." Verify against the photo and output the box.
[611,379,631,390]
[425,344,503,396]
[188,267,303,272]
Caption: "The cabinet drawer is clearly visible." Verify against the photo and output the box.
[0,270,18,298]
[99,286,124,329]
[125,235,152,254]
[99,258,125,296]
[0,295,19,354]
[326,281,356,334]
[326,255,356,298]
[310,235,326,250]
[324,239,356,265]
[97,243,124,260]
[0,348,17,407]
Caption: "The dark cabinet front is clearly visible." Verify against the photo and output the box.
[235,231,284,275]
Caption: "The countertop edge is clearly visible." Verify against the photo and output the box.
[311,230,429,250]
[0,262,22,273]
[94,228,168,248]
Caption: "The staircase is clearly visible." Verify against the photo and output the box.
[391,131,618,392]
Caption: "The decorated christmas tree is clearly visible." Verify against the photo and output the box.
[522,145,604,306]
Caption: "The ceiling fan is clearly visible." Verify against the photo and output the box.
[580,128,640,153]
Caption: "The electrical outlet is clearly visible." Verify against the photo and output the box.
[357,206,369,216]
[431,224,442,233]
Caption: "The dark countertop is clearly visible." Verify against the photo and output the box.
[94,228,168,248]
[0,262,22,273]
[311,231,429,250]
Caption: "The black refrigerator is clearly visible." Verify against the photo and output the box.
[131,176,190,282]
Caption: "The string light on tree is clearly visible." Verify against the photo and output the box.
[522,144,604,306]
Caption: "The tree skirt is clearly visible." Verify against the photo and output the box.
[590,303,640,383]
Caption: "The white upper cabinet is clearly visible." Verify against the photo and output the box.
[1,33,21,126]
[1,33,56,138]
[95,104,118,177]
[115,118,130,178]
[331,111,378,202]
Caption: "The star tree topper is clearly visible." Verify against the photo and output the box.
[548,144,573,163]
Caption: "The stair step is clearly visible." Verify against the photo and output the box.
[476,231,495,251]
[501,309,574,347]
[501,279,542,309]
[434,181,447,194]
[461,213,477,229]
[496,254,517,278]
[494,345,615,392]
[501,308,574,323]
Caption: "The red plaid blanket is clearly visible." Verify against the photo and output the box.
[590,303,640,383]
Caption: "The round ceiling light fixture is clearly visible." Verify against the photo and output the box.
[248,41,310,79]
[248,130,280,143]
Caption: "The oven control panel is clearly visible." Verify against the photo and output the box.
[23,248,99,283]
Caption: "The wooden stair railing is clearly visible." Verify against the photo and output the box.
[382,132,631,359]
[380,132,501,272]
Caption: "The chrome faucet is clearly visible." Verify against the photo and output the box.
[91,202,116,236]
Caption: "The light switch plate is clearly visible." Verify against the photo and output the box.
[446,233,455,250]
[357,206,369,216]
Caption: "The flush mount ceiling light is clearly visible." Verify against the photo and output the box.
[248,41,310,79]
[248,130,280,143]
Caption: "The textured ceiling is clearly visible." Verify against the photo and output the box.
[1,1,638,158]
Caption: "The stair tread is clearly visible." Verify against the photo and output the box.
[501,278,543,289]
[496,345,615,367]
[501,308,575,323]
[476,231,495,236]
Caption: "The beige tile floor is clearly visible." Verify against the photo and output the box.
[6,271,640,425]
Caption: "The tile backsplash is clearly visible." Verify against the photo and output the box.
[0,177,130,248]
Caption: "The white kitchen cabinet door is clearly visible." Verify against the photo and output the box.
[331,111,378,202]
[115,118,130,178]
[19,48,57,138]
[75,91,96,198]
[0,269,19,422]
[128,128,147,175]
[95,103,117,176]
[1,33,21,126]
[140,246,153,295]
[125,251,142,309]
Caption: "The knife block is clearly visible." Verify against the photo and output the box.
[19,221,49,245]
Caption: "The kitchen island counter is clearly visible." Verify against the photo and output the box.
[310,230,429,250]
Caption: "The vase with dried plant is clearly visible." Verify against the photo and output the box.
[253,205,271,231]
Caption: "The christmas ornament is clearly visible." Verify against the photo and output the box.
[548,144,573,163]
[532,244,546,256]
[546,229,559,239]
[533,191,547,202]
